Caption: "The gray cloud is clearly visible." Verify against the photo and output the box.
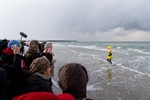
[0,0,149,41]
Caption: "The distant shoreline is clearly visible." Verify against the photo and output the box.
[44,40,78,42]
[0,39,78,42]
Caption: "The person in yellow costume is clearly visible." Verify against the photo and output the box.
[107,45,112,64]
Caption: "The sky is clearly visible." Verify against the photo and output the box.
[0,0,149,41]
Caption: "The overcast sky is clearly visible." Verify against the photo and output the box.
[0,0,149,41]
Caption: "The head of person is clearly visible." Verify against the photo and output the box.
[58,63,89,100]
[12,92,75,100]
[1,40,20,64]
[42,53,53,64]
[30,56,52,77]
[45,43,53,51]
[0,39,8,51]
[7,40,21,49]
[107,45,112,50]
[28,40,39,53]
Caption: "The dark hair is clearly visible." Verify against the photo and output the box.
[58,63,89,99]
[42,53,53,65]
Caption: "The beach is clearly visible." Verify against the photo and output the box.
[51,41,150,100]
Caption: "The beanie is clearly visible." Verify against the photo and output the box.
[8,40,21,48]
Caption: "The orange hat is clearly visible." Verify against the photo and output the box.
[13,92,75,100]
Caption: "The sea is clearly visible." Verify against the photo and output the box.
[51,41,150,100]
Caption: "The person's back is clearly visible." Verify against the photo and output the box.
[58,63,89,100]
[25,40,40,68]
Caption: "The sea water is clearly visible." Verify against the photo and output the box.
[52,41,150,100]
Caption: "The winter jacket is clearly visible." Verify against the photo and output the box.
[25,72,53,93]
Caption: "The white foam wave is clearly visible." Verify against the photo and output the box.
[53,43,66,47]
[68,45,107,51]
[128,48,150,55]
[117,63,150,77]
[87,84,103,91]
[79,52,89,56]
[68,49,79,53]
[91,55,150,77]
[117,47,122,49]
[91,55,108,63]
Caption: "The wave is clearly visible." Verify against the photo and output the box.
[90,55,150,77]
[68,45,108,51]
[116,47,122,49]
[68,49,79,53]
[117,63,150,77]
[53,43,66,47]
[128,48,150,55]
[87,84,103,91]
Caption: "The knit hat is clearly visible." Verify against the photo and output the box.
[30,56,51,74]
[7,40,20,48]
[12,92,75,100]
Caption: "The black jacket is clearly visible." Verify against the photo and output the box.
[0,54,24,100]
[25,73,53,93]
[0,67,7,100]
